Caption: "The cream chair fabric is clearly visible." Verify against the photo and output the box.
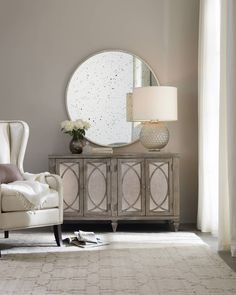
[0,121,63,253]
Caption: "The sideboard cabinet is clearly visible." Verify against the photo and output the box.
[49,153,180,231]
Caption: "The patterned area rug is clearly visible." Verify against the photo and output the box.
[0,232,236,294]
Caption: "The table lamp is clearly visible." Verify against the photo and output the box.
[131,86,177,150]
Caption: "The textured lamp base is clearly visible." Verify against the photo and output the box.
[139,122,169,150]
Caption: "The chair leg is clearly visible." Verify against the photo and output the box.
[4,231,9,239]
[53,225,62,246]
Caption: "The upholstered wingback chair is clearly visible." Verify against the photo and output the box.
[0,120,63,253]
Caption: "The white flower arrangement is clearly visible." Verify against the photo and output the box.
[61,119,90,140]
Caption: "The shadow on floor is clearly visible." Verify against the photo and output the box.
[62,221,177,233]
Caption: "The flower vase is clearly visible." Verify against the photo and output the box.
[69,137,83,154]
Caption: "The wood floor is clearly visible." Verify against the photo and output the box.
[178,223,236,272]
[195,231,236,272]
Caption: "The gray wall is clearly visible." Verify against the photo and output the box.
[0,0,199,223]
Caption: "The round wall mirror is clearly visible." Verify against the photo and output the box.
[66,50,159,147]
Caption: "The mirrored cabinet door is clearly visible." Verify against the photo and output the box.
[117,159,145,216]
[84,159,111,216]
[145,159,173,216]
[57,160,83,217]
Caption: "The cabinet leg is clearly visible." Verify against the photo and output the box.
[170,220,179,232]
[111,221,118,232]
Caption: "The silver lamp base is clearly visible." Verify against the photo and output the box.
[139,122,169,150]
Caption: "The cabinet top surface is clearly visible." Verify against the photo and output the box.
[49,152,180,159]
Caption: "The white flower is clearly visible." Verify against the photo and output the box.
[61,119,90,135]
[61,120,69,129]
[63,120,74,132]
[83,121,91,130]
[74,119,83,130]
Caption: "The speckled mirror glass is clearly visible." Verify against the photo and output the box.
[66,50,159,147]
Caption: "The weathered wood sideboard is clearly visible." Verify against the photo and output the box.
[49,153,180,231]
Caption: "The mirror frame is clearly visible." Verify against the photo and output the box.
[65,49,160,147]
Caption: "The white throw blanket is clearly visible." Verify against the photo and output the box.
[23,172,50,183]
[1,177,51,210]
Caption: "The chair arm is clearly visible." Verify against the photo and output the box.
[45,174,62,191]
[45,174,64,224]
[23,172,64,222]
[22,172,62,196]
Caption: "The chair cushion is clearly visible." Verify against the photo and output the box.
[1,189,59,212]
[0,164,23,184]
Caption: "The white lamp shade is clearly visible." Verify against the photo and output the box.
[132,86,178,121]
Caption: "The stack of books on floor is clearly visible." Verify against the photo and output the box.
[63,230,107,248]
